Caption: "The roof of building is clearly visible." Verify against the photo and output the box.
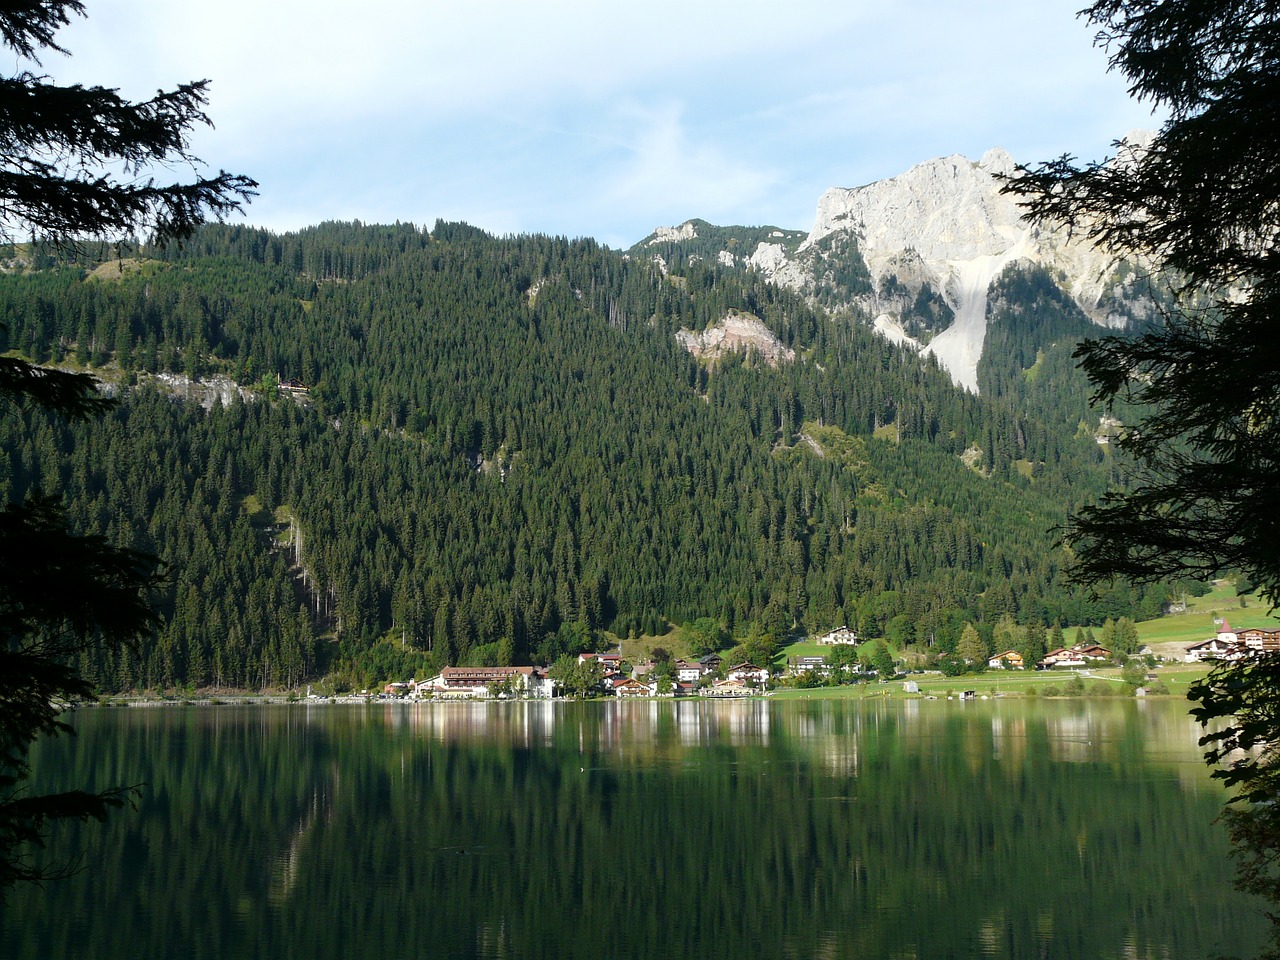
[441,666,534,681]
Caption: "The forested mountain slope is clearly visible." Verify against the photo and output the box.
[0,222,1164,690]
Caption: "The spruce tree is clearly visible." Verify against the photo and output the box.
[957,623,985,665]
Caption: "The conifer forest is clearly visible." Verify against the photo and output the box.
[0,222,1171,690]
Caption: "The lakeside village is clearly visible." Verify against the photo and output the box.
[359,622,1280,702]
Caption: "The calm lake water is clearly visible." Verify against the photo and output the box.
[0,697,1266,959]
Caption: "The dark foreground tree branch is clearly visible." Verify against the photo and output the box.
[1007,2,1280,954]
[0,0,252,892]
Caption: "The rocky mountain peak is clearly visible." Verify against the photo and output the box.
[759,142,1154,392]
[646,221,699,245]
[802,152,1026,270]
[634,139,1158,394]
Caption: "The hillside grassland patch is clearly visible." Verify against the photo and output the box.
[86,257,164,282]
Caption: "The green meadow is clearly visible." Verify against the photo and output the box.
[1136,580,1279,646]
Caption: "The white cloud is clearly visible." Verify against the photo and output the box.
[592,103,778,231]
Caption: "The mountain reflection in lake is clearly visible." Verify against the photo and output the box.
[2,699,1263,960]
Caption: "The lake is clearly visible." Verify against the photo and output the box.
[1,697,1266,959]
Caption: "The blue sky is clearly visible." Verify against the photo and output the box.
[52,1,1160,248]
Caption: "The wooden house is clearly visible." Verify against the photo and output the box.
[613,677,649,697]
[673,660,704,683]
[726,662,770,685]
[703,678,752,697]
[987,650,1024,670]
[816,626,860,645]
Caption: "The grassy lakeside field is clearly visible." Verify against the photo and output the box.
[607,581,1277,689]
[774,582,1279,666]
[770,661,1213,701]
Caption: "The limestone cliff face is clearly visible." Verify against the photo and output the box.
[675,311,795,367]
[638,139,1157,393]
[804,149,1028,277]
[753,142,1154,392]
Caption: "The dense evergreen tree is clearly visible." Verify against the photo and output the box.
[957,624,985,665]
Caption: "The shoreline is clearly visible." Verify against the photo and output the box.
[91,686,1191,708]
